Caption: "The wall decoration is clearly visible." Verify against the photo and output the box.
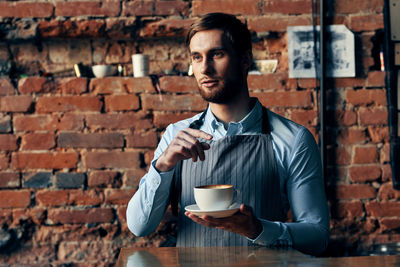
[288,25,355,78]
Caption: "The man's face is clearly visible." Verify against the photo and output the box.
[189,29,245,104]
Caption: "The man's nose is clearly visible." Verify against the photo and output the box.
[200,58,214,75]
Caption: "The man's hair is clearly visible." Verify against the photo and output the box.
[186,13,252,56]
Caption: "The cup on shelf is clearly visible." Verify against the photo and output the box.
[132,54,149,77]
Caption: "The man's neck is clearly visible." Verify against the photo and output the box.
[209,93,253,127]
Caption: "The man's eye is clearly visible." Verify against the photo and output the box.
[192,55,202,62]
[213,51,224,58]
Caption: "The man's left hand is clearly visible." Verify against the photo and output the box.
[184,204,263,239]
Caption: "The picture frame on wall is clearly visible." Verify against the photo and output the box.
[287,25,355,78]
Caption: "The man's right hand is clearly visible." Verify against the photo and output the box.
[155,128,213,172]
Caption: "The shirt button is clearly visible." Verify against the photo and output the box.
[153,179,159,185]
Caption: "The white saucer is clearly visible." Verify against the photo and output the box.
[184,204,240,218]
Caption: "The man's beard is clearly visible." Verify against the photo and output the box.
[198,77,244,104]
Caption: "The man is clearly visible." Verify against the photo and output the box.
[127,13,330,256]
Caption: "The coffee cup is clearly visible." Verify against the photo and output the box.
[194,184,239,211]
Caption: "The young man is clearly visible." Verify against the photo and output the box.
[127,13,330,256]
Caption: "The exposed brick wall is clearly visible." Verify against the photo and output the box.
[0,0,397,265]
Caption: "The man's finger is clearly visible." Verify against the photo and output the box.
[185,128,213,140]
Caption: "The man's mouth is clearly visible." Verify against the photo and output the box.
[201,79,219,88]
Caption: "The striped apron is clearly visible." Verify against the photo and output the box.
[171,107,286,247]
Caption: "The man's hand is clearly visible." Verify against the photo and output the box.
[155,128,213,172]
[184,204,263,239]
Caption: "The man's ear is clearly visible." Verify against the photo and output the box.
[241,50,253,73]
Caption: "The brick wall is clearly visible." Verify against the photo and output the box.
[0,0,398,265]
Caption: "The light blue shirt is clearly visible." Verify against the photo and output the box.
[127,98,330,255]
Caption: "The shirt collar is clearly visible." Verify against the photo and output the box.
[204,98,263,134]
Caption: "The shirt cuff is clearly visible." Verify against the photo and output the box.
[149,160,175,191]
[247,219,293,247]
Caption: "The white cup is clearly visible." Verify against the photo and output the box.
[194,184,239,211]
[132,54,149,77]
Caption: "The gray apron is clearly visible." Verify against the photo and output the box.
[171,107,286,247]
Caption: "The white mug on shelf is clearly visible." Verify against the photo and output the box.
[132,54,149,77]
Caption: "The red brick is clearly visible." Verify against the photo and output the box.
[0,154,9,170]
[367,126,390,143]
[193,0,260,16]
[0,95,33,112]
[297,78,318,89]
[0,2,53,18]
[380,143,390,164]
[36,190,69,207]
[104,188,136,205]
[140,18,195,38]
[350,14,384,32]
[118,206,127,227]
[36,96,102,113]
[0,172,20,188]
[291,110,318,127]
[327,110,357,126]
[251,91,313,108]
[124,168,147,187]
[12,152,78,170]
[327,146,351,165]
[366,71,386,88]
[336,128,367,145]
[123,0,189,16]
[331,77,365,88]
[359,108,388,125]
[0,190,31,208]
[262,0,312,14]
[336,201,364,218]
[366,201,400,217]
[105,94,140,112]
[335,0,384,13]
[83,151,141,169]
[155,1,189,16]
[21,133,55,150]
[378,182,400,201]
[68,189,104,206]
[58,132,124,148]
[248,73,288,90]
[353,146,378,164]
[337,184,376,199]
[126,131,158,148]
[85,112,153,130]
[142,94,207,111]
[122,1,152,16]
[153,111,198,129]
[18,77,48,94]
[159,76,198,93]
[13,207,46,226]
[88,171,121,188]
[144,150,154,167]
[56,77,87,95]
[55,1,119,17]
[349,165,381,182]
[39,20,106,39]
[90,77,153,94]
[14,114,84,132]
[379,218,400,231]
[0,134,18,151]
[382,164,392,182]
[346,89,387,106]
[0,78,15,95]
[248,16,311,32]
[48,208,114,224]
